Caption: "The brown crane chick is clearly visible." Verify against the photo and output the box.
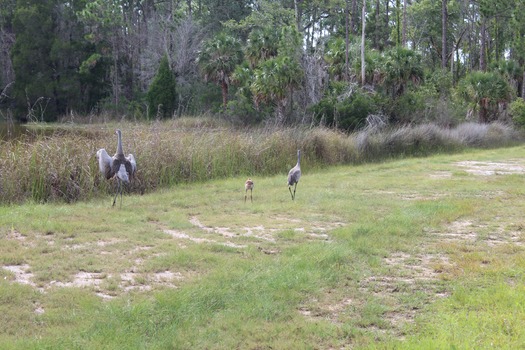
[245,178,254,203]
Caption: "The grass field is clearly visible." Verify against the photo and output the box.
[1,145,525,349]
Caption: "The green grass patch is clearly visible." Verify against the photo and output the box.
[1,146,525,348]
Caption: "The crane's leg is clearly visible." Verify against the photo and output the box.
[120,182,124,208]
[289,186,294,200]
[112,179,120,207]
[293,182,298,200]
[245,189,247,203]
[250,188,253,203]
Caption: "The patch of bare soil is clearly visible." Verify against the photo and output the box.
[164,228,247,248]
[189,216,237,238]
[5,229,36,248]
[2,264,36,287]
[2,214,343,309]
[176,215,339,245]
[456,160,525,176]
[6,229,26,242]
[2,263,186,305]
[431,219,525,247]
[298,209,525,339]
[429,171,453,179]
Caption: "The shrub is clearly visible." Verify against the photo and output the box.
[336,91,376,130]
[311,84,378,131]
[456,71,513,123]
[510,98,525,128]
[388,90,427,124]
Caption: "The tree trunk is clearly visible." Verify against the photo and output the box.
[479,100,488,123]
[361,0,366,84]
[276,99,284,125]
[385,0,389,39]
[396,0,401,46]
[294,0,302,32]
[186,0,192,18]
[345,0,350,81]
[402,0,407,47]
[455,46,461,84]
[221,81,228,111]
[351,0,358,34]
[374,0,380,49]
[522,70,525,99]
[442,0,448,69]
[450,45,454,78]
[480,18,487,71]
[112,37,120,107]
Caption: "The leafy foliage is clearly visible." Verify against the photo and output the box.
[510,98,525,127]
[197,32,243,110]
[456,71,513,123]
[250,55,303,123]
[146,56,177,119]
[311,83,379,131]
[382,47,424,98]
[3,0,525,125]
[11,0,56,121]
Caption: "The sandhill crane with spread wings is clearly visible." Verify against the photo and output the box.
[245,178,254,203]
[96,129,136,207]
[287,150,301,200]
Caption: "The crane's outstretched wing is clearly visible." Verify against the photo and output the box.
[126,154,136,180]
[96,149,114,179]
[126,154,136,173]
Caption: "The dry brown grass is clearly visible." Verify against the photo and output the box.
[0,119,521,204]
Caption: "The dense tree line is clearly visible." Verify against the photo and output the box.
[1,0,525,129]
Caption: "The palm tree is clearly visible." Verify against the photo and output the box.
[457,71,513,123]
[324,37,347,81]
[382,47,424,97]
[197,33,243,110]
[245,28,279,68]
[251,55,303,124]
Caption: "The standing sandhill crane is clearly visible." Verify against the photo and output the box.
[287,149,301,200]
[245,178,254,203]
[96,129,137,207]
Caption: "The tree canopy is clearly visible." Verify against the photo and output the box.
[1,0,524,128]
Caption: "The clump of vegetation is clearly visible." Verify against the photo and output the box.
[311,83,380,131]
[146,56,178,119]
[510,98,525,128]
[0,120,522,204]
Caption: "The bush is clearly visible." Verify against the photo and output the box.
[336,91,376,130]
[456,71,513,123]
[388,90,427,124]
[510,98,525,128]
[311,85,378,131]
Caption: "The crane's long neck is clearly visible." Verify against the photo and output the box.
[297,150,301,166]
[116,130,124,155]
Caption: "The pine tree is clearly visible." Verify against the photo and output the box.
[146,56,177,119]
[11,0,56,121]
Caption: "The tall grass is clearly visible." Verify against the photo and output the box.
[0,119,522,204]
